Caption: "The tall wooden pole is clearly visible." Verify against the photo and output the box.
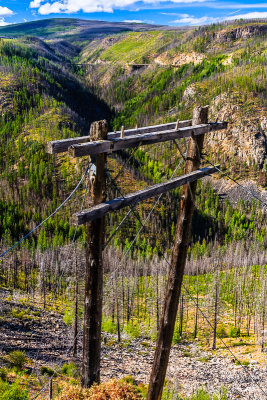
[147,106,209,400]
[82,120,108,388]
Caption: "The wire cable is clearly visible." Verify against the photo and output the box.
[103,139,188,250]
[160,250,267,398]
[104,154,186,287]
[203,156,267,208]
[0,163,91,259]
[54,163,91,296]
[22,163,91,399]
[30,327,83,400]
[183,280,267,398]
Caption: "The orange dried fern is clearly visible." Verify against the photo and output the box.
[56,379,143,400]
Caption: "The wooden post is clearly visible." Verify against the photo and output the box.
[147,105,209,400]
[49,379,53,400]
[73,248,78,357]
[81,120,108,388]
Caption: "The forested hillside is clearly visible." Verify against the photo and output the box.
[0,18,266,400]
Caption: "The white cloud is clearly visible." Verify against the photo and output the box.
[0,18,10,26]
[30,0,44,8]
[172,15,220,25]
[0,6,14,16]
[225,11,267,20]
[162,12,191,17]
[172,10,267,26]
[35,0,207,15]
[123,19,143,23]
[208,3,267,9]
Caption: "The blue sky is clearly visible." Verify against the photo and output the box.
[0,0,266,27]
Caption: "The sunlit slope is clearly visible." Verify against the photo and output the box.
[0,37,111,247]
[81,21,267,182]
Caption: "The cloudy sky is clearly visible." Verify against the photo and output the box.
[0,0,266,27]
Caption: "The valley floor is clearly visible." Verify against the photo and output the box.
[0,289,266,399]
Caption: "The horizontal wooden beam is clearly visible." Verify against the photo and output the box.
[69,122,227,158]
[47,120,192,154]
[73,165,218,224]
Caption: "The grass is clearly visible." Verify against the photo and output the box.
[100,31,176,63]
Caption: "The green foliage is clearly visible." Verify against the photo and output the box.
[184,387,228,400]
[234,359,249,366]
[102,318,117,334]
[61,362,79,378]
[124,322,141,338]
[9,351,27,370]
[0,38,110,255]
[63,306,74,326]
[216,325,228,338]
[229,326,240,338]
[40,365,56,377]
[0,380,28,400]
[0,368,7,381]
[172,326,181,344]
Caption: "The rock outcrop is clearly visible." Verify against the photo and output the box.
[213,24,267,44]
[207,93,266,168]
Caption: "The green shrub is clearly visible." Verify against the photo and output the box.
[9,351,27,370]
[61,362,79,378]
[216,325,228,338]
[234,359,249,366]
[186,386,228,399]
[172,327,181,344]
[40,366,56,377]
[11,308,31,320]
[229,326,240,338]
[122,375,137,385]
[0,380,29,400]
[0,368,7,381]
[63,306,73,326]
[124,323,141,338]
[102,318,117,334]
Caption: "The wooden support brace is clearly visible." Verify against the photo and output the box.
[47,119,193,154]
[69,122,227,158]
[73,166,218,224]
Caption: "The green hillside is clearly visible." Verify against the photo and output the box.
[83,22,267,177]
[0,18,266,400]
[0,18,78,38]
[0,19,266,256]
[0,18,165,42]
[0,36,112,249]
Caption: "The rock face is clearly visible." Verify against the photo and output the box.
[207,93,266,168]
[183,84,197,102]
[155,52,205,67]
[214,24,267,44]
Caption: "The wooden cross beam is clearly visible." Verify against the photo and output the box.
[47,119,193,154]
[73,165,218,224]
[69,122,227,157]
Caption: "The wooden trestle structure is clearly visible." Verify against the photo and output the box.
[47,106,227,399]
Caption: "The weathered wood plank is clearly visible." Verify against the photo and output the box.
[47,120,192,154]
[73,165,218,224]
[69,122,227,157]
